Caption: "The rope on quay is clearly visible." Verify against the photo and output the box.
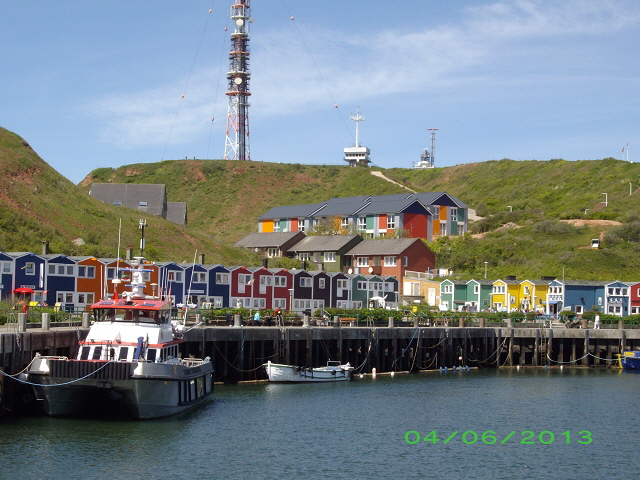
[0,361,114,387]
[390,327,420,371]
[546,352,619,365]
[211,341,273,373]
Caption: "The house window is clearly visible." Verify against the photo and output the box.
[403,256,409,267]
[357,282,367,290]
[1,262,11,273]
[474,285,479,294]
[342,217,349,229]
[239,274,252,284]
[78,266,96,278]
[57,292,74,304]
[168,271,183,282]
[623,288,628,296]
[575,305,584,314]
[298,219,305,232]
[384,256,396,267]
[324,252,336,263]
[337,279,347,289]
[274,276,286,286]
[192,272,206,283]
[357,216,366,230]
[451,208,457,222]
[298,253,310,261]
[319,278,326,289]
[113,201,122,206]
[432,207,439,219]
[24,262,35,275]
[139,201,148,207]
[440,221,447,235]
[300,277,312,287]
[443,284,453,294]
[273,220,280,232]
[267,248,278,258]
[274,298,287,308]
[524,286,530,295]
[216,273,229,284]
[387,215,395,229]
[357,257,369,267]
[77,293,95,305]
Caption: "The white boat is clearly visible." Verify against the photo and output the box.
[264,360,354,382]
[25,256,214,419]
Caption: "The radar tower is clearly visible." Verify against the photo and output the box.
[224,1,251,160]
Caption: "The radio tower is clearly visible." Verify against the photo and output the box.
[224,1,251,160]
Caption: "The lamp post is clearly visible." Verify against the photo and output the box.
[507,206,512,212]
[138,219,147,256]
[484,261,488,279]
[602,193,608,207]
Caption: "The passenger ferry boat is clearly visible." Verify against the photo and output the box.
[264,360,354,382]
[26,257,214,419]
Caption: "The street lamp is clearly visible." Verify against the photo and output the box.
[507,206,512,212]
[484,261,488,279]
[602,193,608,207]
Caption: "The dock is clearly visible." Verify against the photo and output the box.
[2,323,639,414]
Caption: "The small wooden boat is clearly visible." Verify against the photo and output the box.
[264,360,354,383]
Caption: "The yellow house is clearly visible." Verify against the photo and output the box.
[402,273,441,306]
[491,279,521,312]
[519,280,549,313]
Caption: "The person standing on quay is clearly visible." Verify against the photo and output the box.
[594,313,601,329]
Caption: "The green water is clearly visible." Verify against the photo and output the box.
[1,368,637,479]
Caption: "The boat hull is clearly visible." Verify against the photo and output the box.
[27,357,214,419]
[620,351,640,370]
[264,361,353,383]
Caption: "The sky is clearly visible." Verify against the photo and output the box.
[2,0,640,184]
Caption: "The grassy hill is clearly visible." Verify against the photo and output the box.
[3,125,640,280]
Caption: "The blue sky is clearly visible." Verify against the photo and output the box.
[2,1,639,184]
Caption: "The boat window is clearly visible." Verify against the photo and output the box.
[119,347,129,361]
[147,349,157,362]
[92,346,102,360]
[94,308,115,322]
[138,310,157,323]
[80,346,90,360]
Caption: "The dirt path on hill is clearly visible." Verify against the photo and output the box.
[370,171,415,192]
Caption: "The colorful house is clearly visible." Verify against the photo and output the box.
[258,192,468,241]
[287,234,363,272]
[604,281,632,316]
[491,279,521,312]
[519,280,550,313]
[546,280,606,315]
[466,280,493,312]
[344,238,435,278]
[206,265,232,309]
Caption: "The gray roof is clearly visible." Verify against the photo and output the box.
[166,202,187,225]
[259,203,326,220]
[288,235,362,253]
[234,232,304,249]
[90,183,167,217]
[345,238,426,255]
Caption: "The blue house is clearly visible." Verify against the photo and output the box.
[547,280,606,315]
[156,262,186,306]
[0,252,14,301]
[604,281,632,316]
[181,263,209,307]
[42,254,78,307]
[207,265,231,308]
[8,252,46,300]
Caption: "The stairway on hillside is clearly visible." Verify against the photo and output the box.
[591,202,607,213]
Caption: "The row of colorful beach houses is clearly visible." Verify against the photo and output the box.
[2,249,639,317]
[431,278,640,317]
[0,251,399,313]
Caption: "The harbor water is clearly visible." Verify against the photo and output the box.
[1,368,638,479]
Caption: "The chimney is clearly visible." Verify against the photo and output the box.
[199,253,205,265]
[126,247,133,260]
[262,258,268,268]
[41,241,50,255]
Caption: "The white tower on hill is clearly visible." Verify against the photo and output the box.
[344,107,371,167]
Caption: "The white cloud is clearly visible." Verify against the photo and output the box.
[88,0,640,150]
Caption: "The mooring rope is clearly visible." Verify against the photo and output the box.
[0,360,114,387]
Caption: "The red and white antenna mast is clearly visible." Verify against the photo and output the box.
[224,1,251,160]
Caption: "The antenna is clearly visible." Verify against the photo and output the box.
[224,0,251,160]
[427,128,439,167]
[351,106,364,147]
